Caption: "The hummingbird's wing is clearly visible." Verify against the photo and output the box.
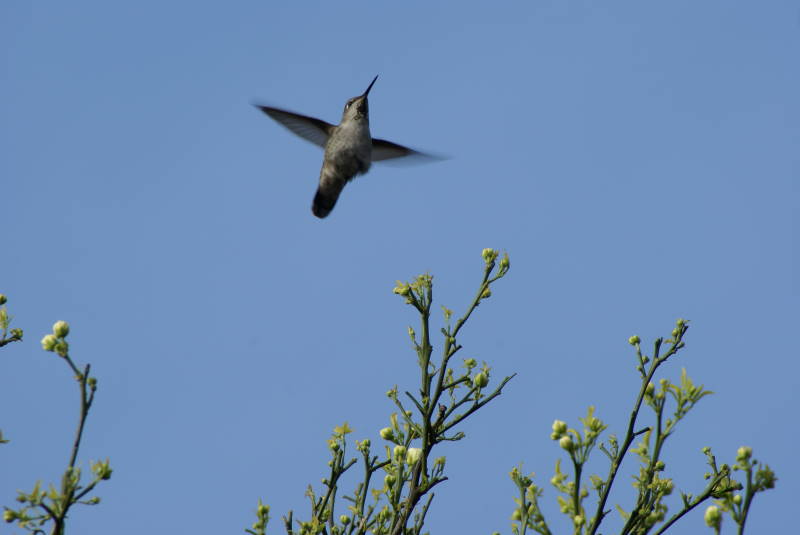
[371,138,443,163]
[254,105,334,148]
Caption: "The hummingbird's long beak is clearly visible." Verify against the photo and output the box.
[362,75,378,97]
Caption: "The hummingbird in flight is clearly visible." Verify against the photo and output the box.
[255,75,437,218]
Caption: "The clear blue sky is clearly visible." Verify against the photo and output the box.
[1,1,797,534]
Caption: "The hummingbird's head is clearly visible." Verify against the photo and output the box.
[341,75,378,122]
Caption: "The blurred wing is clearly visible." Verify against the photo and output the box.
[371,138,417,161]
[254,105,333,148]
[372,138,446,164]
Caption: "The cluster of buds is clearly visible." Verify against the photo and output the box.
[356,439,370,455]
[478,249,511,301]
[392,445,407,463]
[735,446,752,465]
[91,459,113,481]
[0,294,24,343]
[550,420,568,440]
[581,409,605,442]
[649,473,674,496]
[731,445,776,492]
[41,320,71,357]
[326,423,353,455]
[481,248,510,274]
[392,281,411,297]
[550,420,575,452]
[248,499,270,535]
[392,273,434,307]
[388,444,423,466]
[509,466,533,488]
[671,318,689,342]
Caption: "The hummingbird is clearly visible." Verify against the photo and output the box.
[255,75,437,218]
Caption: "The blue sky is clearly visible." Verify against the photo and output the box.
[1,1,797,534]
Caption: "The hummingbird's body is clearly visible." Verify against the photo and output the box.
[314,107,373,217]
[255,76,435,218]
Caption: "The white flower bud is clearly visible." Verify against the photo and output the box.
[53,320,70,338]
[406,447,422,465]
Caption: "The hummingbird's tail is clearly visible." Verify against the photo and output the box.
[312,183,344,218]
